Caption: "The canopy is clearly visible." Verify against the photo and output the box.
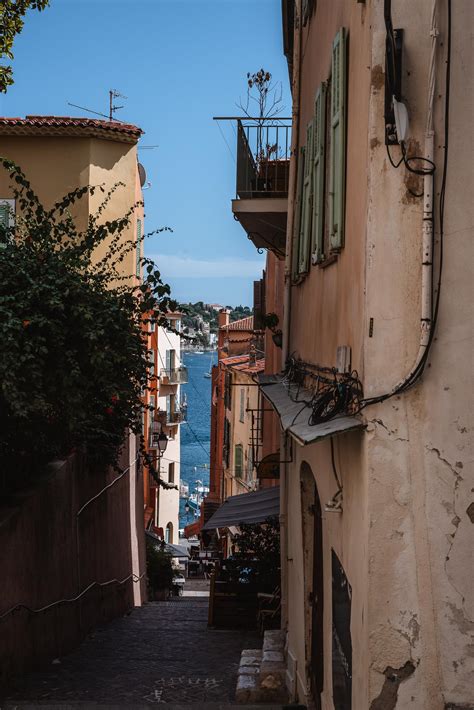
[145,530,190,558]
[258,375,365,446]
[202,486,280,531]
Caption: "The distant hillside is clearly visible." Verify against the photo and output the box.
[181,301,252,347]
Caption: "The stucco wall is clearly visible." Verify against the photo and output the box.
[0,447,142,690]
[156,325,181,541]
[284,0,473,708]
[227,369,260,497]
[364,2,474,706]
[0,134,141,280]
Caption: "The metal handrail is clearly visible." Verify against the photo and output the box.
[0,573,145,621]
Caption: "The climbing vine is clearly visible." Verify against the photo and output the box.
[0,159,177,488]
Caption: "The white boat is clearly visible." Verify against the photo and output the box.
[203,352,213,378]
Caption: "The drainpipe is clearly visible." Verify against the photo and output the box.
[280,0,302,632]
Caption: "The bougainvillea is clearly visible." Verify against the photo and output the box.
[0,159,177,488]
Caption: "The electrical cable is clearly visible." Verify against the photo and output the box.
[330,438,342,491]
[359,0,450,410]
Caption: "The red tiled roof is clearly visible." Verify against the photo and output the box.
[0,116,143,144]
[223,316,254,331]
[233,357,265,374]
[220,355,249,366]
[220,354,265,374]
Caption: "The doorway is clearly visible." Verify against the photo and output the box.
[300,463,324,709]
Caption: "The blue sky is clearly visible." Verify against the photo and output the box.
[1,0,290,307]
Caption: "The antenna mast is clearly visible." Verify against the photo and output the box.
[109,89,127,121]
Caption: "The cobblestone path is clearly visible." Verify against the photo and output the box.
[2,598,267,708]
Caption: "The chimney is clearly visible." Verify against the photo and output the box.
[218,308,230,329]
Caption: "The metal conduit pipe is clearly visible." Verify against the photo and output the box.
[395,0,438,387]
[280,0,302,632]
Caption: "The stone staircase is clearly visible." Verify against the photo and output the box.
[235,630,288,705]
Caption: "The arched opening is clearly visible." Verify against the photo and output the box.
[300,462,324,709]
[165,522,173,544]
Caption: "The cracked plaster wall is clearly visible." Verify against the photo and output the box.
[365,1,473,707]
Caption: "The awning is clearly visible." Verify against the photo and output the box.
[145,530,190,558]
[258,375,365,446]
[202,486,280,531]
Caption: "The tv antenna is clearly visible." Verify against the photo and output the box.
[109,89,127,121]
[67,88,127,123]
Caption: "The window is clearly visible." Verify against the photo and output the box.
[224,371,232,411]
[166,349,176,372]
[148,349,155,379]
[223,417,231,468]
[136,218,142,278]
[293,27,347,276]
[150,320,156,333]
[0,198,15,242]
[329,28,347,251]
[239,388,245,423]
[234,444,243,479]
[165,522,173,544]
[149,395,155,425]
[168,462,175,484]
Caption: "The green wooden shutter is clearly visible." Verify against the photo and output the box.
[234,445,243,479]
[292,147,306,281]
[136,218,142,277]
[298,121,313,274]
[311,83,327,263]
[329,27,347,250]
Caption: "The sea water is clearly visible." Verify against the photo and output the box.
[179,350,217,528]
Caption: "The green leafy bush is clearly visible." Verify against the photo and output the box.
[146,538,177,594]
[0,160,177,486]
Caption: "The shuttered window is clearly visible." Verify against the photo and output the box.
[0,199,14,242]
[136,218,142,277]
[234,444,243,479]
[329,28,347,250]
[292,146,306,281]
[298,121,313,275]
[311,83,327,263]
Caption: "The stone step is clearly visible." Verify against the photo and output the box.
[236,630,289,705]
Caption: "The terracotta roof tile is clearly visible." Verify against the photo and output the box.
[0,115,142,144]
[219,354,265,374]
[224,316,254,331]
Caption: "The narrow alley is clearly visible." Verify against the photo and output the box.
[2,594,272,708]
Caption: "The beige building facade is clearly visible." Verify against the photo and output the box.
[0,116,147,607]
[256,2,473,708]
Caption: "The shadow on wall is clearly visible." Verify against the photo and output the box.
[0,447,138,692]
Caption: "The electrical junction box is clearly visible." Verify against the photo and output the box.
[336,346,352,373]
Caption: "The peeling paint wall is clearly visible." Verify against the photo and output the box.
[284,0,473,708]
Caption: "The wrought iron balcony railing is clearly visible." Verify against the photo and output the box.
[160,366,188,385]
[236,120,291,199]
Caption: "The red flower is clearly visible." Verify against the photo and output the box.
[22,319,31,327]
[111,394,119,403]
[105,407,114,415]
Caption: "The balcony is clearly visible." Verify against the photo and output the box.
[231,119,291,258]
[157,409,184,426]
[160,366,188,385]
